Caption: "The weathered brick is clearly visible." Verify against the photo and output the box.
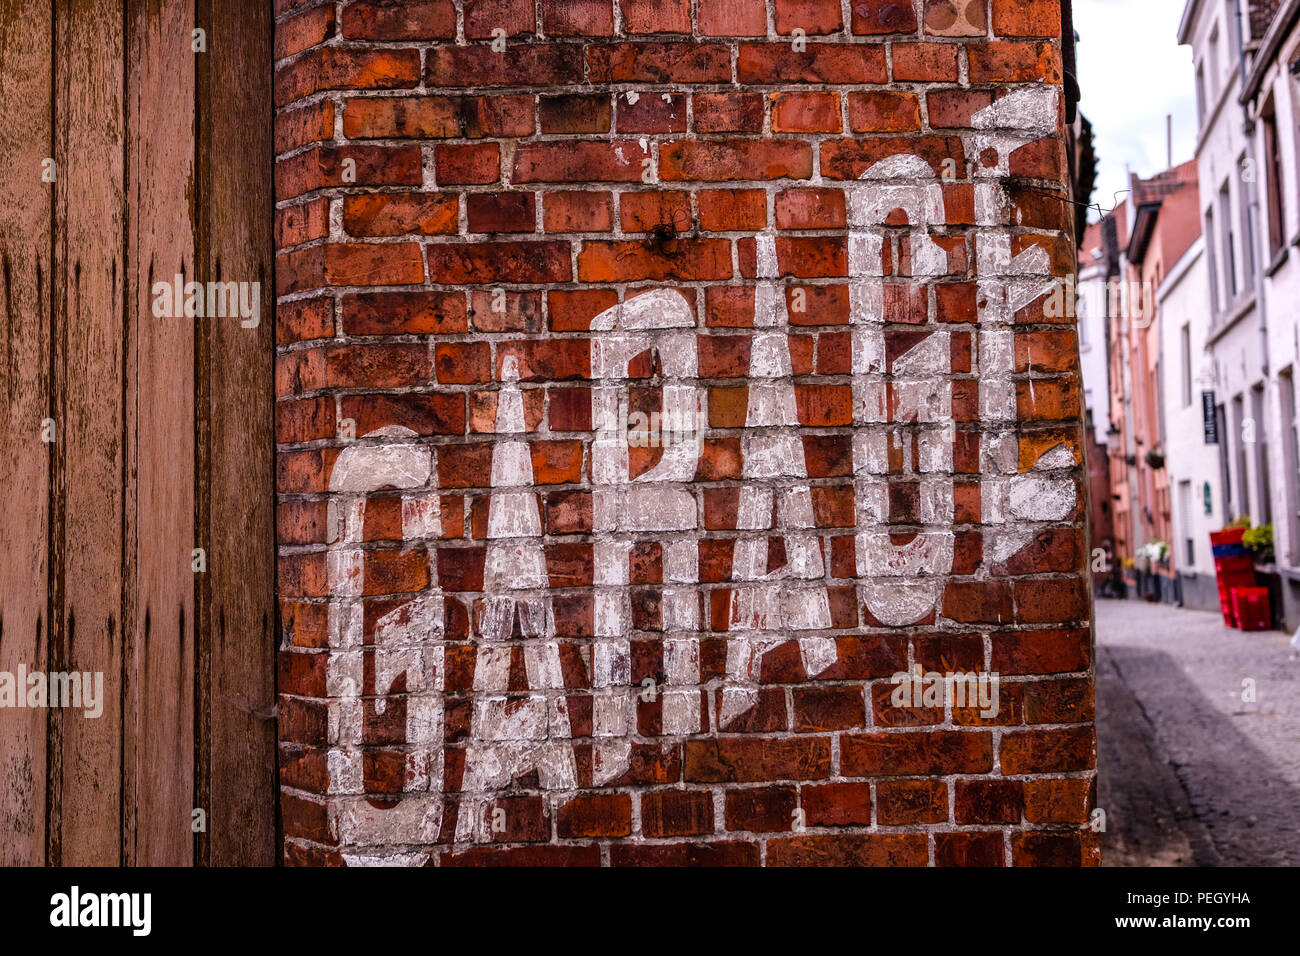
[774,0,844,35]
[343,193,459,237]
[543,0,614,36]
[936,832,1005,866]
[1000,727,1096,774]
[641,789,714,837]
[467,191,537,233]
[426,45,585,87]
[587,42,733,83]
[544,191,615,233]
[556,792,632,837]
[955,779,1023,824]
[851,0,920,35]
[275,99,334,155]
[968,40,1063,83]
[848,91,922,132]
[877,779,948,824]
[275,47,420,107]
[345,95,534,139]
[684,738,831,782]
[693,92,765,132]
[341,0,456,40]
[802,782,873,825]
[274,3,1091,869]
[427,240,573,284]
[891,42,960,82]
[540,94,611,134]
[660,139,813,181]
[992,0,1061,38]
[343,290,467,335]
[436,143,501,185]
[464,0,536,38]
[617,91,687,134]
[767,834,928,866]
[620,0,691,34]
[276,3,335,60]
[578,239,732,282]
[842,731,993,776]
[698,0,767,36]
[277,145,423,201]
[737,43,888,84]
[771,91,842,133]
[697,189,766,232]
[513,141,650,183]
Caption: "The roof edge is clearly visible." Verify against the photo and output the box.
[1156,236,1206,303]
[1241,0,1300,101]
[1178,0,1205,45]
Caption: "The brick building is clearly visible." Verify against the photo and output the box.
[1076,218,1115,590]
[1175,0,1300,627]
[1102,163,1201,599]
[273,0,1097,867]
[0,0,1097,868]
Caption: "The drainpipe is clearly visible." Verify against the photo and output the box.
[1061,0,1080,124]
[1235,0,1270,377]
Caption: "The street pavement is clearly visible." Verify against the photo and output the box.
[1095,597,1300,866]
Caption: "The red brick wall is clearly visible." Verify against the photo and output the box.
[274,0,1097,867]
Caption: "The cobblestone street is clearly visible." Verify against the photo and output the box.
[1096,598,1300,865]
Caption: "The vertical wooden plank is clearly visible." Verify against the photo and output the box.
[200,0,278,865]
[0,0,53,867]
[51,0,126,865]
[125,0,197,866]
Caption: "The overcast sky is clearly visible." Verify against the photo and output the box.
[1074,0,1199,218]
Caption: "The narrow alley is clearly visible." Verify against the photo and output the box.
[1096,598,1300,865]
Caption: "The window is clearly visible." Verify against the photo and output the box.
[1179,479,1195,566]
[1206,207,1222,315]
[1157,357,1167,447]
[1181,324,1193,407]
[1219,402,1233,518]
[1262,98,1286,257]
[1252,384,1272,525]
[1209,25,1221,100]
[1291,49,1300,229]
[1240,154,1257,281]
[1227,0,1242,59]
[1233,394,1251,519]
[1219,183,1238,301]
[1196,64,1208,126]
[1279,369,1300,564]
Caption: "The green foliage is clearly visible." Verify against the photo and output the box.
[1244,523,1274,564]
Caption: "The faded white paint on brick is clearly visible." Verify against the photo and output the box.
[315,91,1075,861]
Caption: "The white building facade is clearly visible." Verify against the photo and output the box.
[1077,225,1112,448]
[1158,238,1226,609]
[1182,0,1300,627]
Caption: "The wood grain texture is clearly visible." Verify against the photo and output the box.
[125,0,197,866]
[201,0,277,866]
[0,0,53,867]
[0,0,276,865]
[52,0,126,866]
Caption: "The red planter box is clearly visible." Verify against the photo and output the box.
[1211,528,1257,629]
[1214,554,1255,575]
[1217,571,1257,596]
[1210,528,1247,548]
[1231,587,1272,632]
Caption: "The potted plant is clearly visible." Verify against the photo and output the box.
[1244,523,1274,565]
[1136,539,1169,567]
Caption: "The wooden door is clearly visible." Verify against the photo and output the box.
[0,0,276,866]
